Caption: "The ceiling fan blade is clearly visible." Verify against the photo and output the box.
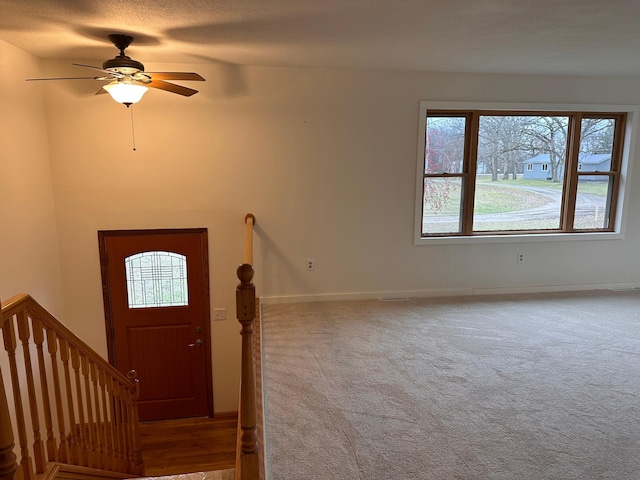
[26,76,109,81]
[146,72,205,82]
[147,79,199,97]
[94,88,108,96]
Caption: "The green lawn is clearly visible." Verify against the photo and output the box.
[477,177,609,195]
[424,178,607,215]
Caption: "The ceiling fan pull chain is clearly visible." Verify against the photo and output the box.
[130,105,137,151]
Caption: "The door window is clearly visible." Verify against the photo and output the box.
[125,251,189,308]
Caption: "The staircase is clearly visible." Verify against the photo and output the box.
[0,294,143,480]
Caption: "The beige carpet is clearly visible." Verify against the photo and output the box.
[261,290,640,479]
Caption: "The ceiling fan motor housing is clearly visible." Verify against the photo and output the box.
[103,34,145,74]
[102,55,145,74]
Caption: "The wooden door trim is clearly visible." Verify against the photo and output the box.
[97,228,213,417]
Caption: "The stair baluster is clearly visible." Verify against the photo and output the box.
[32,320,57,464]
[46,329,68,464]
[0,300,18,480]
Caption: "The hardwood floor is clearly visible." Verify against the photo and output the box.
[139,414,238,476]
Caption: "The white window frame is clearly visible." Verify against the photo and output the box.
[414,101,639,245]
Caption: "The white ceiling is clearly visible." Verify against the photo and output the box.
[3,0,640,77]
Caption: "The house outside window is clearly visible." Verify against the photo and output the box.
[415,102,637,243]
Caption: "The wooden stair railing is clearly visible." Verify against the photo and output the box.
[235,214,264,480]
[0,294,144,480]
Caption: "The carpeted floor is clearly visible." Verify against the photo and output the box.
[261,290,640,479]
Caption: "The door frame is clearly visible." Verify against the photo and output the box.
[97,228,213,417]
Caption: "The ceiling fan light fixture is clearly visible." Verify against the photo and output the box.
[103,79,148,106]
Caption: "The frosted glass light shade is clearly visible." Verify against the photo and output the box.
[103,81,149,105]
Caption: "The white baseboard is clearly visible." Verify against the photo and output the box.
[259,282,640,305]
[473,281,640,295]
[260,288,472,304]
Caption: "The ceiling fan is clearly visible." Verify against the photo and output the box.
[26,34,205,106]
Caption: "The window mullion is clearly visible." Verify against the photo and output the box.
[562,113,582,232]
[462,112,479,234]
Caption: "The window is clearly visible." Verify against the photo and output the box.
[416,102,635,241]
[125,251,189,308]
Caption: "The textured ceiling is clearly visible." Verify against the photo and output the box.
[2,0,640,76]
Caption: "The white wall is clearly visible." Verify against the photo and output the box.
[0,40,64,314]
[40,61,640,412]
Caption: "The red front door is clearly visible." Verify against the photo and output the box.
[98,229,212,421]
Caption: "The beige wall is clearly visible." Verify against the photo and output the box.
[0,40,65,454]
[0,40,64,315]
[9,55,640,412]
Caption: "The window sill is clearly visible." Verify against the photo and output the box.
[414,230,623,246]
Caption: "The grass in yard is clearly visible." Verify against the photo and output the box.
[425,181,552,215]
[477,177,609,195]
[474,184,552,214]
[424,178,608,216]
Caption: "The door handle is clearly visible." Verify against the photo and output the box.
[188,339,203,347]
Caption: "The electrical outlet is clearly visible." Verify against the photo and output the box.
[213,308,226,320]
[306,259,315,271]
[517,253,525,264]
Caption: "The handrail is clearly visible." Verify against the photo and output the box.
[235,214,263,480]
[0,294,144,480]
[244,214,255,265]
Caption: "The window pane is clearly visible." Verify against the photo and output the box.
[478,115,568,183]
[574,176,614,230]
[425,116,465,174]
[580,118,615,162]
[472,176,561,231]
[125,251,188,308]
[473,115,568,232]
[422,177,463,235]
[574,117,616,230]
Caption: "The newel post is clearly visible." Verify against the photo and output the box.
[0,301,19,480]
[236,263,258,457]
